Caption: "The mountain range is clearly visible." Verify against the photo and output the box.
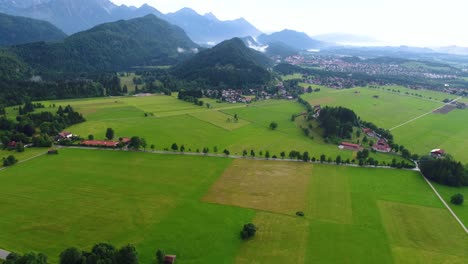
[0,0,260,45]
[8,14,198,73]
[258,29,325,50]
[0,12,66,46]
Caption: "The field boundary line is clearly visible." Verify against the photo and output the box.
[60,146,418,171]
[0,152,46,172]
[389,97,461,131]
[418,170,468,235]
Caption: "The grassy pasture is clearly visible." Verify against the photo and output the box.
[282,73,303,80]
[433,183,468,228]
[118,72,139,93]
[0,149,467,263]
[391,109,468,162]
[62,96,398,163]
[370,85,459,102]
[0,148,47,167]
[0,149,254,263]
[189,111,250,131]
[301,86,442,129]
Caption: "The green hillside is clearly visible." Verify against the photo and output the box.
[0,12,66,46]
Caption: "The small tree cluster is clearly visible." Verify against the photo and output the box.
[3,155,17,167]
[451,193,464,205]
[240,223,257,240]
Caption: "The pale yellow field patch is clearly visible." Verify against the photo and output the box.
[203,159,311,215]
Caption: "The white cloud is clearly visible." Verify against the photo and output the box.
[111,0,468,47]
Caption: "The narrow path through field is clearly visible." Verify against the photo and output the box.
[389,97,461,131]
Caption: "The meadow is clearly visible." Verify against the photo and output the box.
[301,86,443,129]
[32,94,402,164]
[0,149,466,263]
[391,109,468,162]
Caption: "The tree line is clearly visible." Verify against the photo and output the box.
[3,242,173,264]
[1,103,85,148]
[420,155,468,187]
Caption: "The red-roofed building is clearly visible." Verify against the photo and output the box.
[362,128,376,138]
[58,131,73,139]
[7,141,17,149]
[339,142,362,151]
[430,149,446,158]
[81,140,119,148]
[373,138,391,153]
[120,137,131,144]
[164,255,176,264]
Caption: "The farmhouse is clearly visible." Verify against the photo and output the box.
[372,138,391,153]
[362,128,376,138]
[81,140,119,148]
[339,142,362,151]
[164,255,176,264]
[119,137,131,144]
[58,131,73,140]
[430,149,446,158]
[7,141,17,149]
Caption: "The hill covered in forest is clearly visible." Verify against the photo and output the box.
[173,37,273,88]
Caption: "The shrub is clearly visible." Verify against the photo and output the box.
[451,194,464,205]
[296,211,305,217]
[240,223,257,240]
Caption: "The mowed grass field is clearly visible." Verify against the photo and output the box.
[37,95,401,164]
[1,149,467,263]
[391,109,468,162]
[301,86,443,129]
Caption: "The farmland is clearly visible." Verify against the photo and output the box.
[391,108,468,162]
[301,86,443,129]
[0,149,466,263]
[30,94,403,164]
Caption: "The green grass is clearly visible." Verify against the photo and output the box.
[392,109,468,162]
[0,149,254,263]
[301,86,442,129]
[118,72,139,93]
[370,85,458,102]
[282,73,303,80]
[432,183,468,228]
[1,150,466,263]
[304,165,467,264]
[0,147,47,167]
[58,96,399,163]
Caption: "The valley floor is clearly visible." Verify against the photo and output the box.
[0,149,467,263]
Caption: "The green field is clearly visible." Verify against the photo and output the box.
[0,149,466,263]
[118,72,140,93]
[0,148,47,167]
[433,183,468,228]
[301,86,442,129]
[392,109,468,162]
[282,73,303,80]
[33,95,401,164]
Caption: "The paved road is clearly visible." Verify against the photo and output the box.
[0,249,11,260]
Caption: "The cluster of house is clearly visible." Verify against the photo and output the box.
[339,127,391,153]
[219,89,253,104]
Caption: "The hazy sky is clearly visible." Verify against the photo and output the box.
[110,0,468,47]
